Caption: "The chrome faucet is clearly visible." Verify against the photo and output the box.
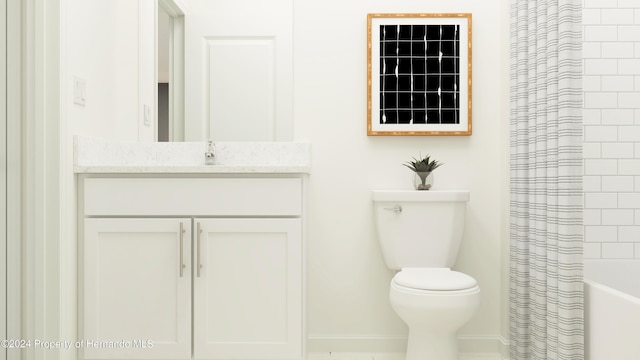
[205,140,215,165]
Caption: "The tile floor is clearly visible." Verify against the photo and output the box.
[308,352,505,360]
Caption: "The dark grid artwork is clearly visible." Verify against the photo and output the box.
[379,24,461,125]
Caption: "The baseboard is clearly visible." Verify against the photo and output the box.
[306,335,510,358]
[459,335,510,359]
[306,335,407,353]
[308,352,505,360]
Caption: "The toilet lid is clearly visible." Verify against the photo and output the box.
[393,268,478,291]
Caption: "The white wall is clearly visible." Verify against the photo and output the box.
[66,0,155,142]
[158,6,171,83]
[292,0,510,352]
[582,0,640,260]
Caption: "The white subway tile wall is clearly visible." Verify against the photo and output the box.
[583,0,640,259]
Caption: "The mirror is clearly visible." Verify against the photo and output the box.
[154,0,293,142]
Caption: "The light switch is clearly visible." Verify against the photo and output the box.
[73,76,86,106]
[144,104,151,126]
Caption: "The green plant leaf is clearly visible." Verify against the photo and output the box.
[402,154,443,173]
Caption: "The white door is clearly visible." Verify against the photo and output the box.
[0,1,7,358]
[184,0,293,141]
[83,218,192,360]
[193,218,302,360]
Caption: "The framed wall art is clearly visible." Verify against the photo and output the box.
[367,13,472,136]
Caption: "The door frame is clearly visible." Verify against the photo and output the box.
[1,1,8,357]
[22,0,65,359]
[5,0,23,359]
[158,0,185,141]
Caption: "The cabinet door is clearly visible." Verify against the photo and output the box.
[83,218,192,359]
[194,218,302,360]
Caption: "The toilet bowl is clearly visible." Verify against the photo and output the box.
[389,268,480,360]
[372,190,480,360]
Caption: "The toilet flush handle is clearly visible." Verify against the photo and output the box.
[383,205,402,214]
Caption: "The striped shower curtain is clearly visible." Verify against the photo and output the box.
[509,1,584,359]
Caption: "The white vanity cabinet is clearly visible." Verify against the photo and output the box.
[79,176,305,360]
[83,218,193,359]
[193,218,301,359]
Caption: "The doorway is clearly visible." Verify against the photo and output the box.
[157,0,185,142]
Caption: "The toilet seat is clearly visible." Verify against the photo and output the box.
[393,268,477,291]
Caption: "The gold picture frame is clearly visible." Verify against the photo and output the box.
[367,13,472,136]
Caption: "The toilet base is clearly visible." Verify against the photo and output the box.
[406,330,457,360]
[390,281,480,360]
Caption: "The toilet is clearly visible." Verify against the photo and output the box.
[372,190,480,360]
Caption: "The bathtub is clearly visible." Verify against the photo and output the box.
[584,259,640,359]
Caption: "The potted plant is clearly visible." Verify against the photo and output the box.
[403,154,443,190]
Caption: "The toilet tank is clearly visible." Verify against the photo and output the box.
[372,190,470,270]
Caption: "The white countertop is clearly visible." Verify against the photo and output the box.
[74,136,311,174]
[73,165,311,174]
